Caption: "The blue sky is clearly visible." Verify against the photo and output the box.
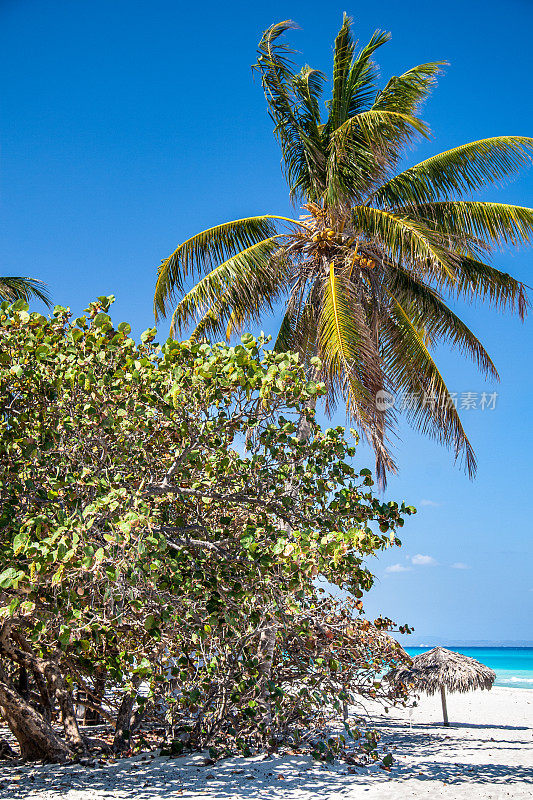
[1,0,532,642]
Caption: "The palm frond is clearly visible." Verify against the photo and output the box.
[375,136,533,207]
[291,65,326,131]
[325,108,429,208]
[383,299,476,477]
[329,110,429,191]
[184,247,291,342]
[274,305,297,353]
[154,216,306,320]
[255,20,299,87]
[154,216,278,319]
[169,236,284,336]
[189,291,254,344]
[318,264,395,481]
[373,62,445,117]
[363,63,442,171]
[330,13,356,129]
[290,66,328,199]
[254,21,327,202]
[0,277,52,306]
[451,255,529,319]
[408,201,533,248]
[387,268,498,378]
[318,263,367,402]
[351,205,457,283]
[274,294,317,361]
[323,21,394,205]
[346,29,392,117]
[188,301,227,342]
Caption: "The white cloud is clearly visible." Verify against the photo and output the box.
[451,562,470,570]
[420,499,441,507]
[411,554,438,566]
[386,563,412,573]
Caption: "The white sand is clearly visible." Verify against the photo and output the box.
[1,687,532,800]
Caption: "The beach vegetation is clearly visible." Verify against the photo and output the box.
[0,296,412,762]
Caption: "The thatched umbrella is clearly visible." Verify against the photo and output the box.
[388,646,496,725]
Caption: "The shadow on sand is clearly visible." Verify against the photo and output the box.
[0,744,531,800]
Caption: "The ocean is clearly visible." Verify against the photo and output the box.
[405,647,533,690]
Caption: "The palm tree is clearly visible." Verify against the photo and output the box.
[153,16,532,484]
[0,277,51,306]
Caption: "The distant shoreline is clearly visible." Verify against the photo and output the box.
[495,685,533,691]
[400,642,533,648]
[408,645,533,648]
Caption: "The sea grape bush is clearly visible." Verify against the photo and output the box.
[0,297,413,761]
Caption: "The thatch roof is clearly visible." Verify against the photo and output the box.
[387,646,496,695]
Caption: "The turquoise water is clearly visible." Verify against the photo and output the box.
[405,647,533,690]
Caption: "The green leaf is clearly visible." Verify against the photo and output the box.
[144,615,157,631]
[93,312,112,329]
[0,568,20,589]
[13,533,29,555]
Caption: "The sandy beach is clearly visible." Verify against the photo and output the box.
[1,686,531,800]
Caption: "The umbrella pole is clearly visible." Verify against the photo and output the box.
[440,686,449,726]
